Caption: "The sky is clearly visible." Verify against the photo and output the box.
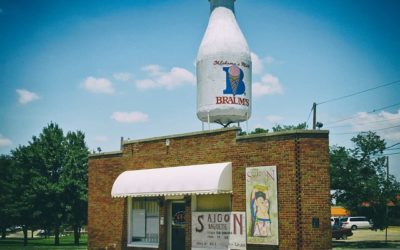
[0,0,399,179]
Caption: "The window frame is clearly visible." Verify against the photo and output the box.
[127,197,160,248]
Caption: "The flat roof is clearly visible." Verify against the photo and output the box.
[89,127,329,158]
[123,127,239,145]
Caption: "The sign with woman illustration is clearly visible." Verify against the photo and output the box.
[246,166,279,245]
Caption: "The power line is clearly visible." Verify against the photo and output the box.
[358,142,400,159]
[317,80,400,105]
[326,117,400,129]
[367,124,400,132]
[325,102,400,126]
[385,147,400,151]
[371,152,400,158]
[386,142,400,149]
[331,124,400,135]
[383,152,400,156]
[305,104,314,127]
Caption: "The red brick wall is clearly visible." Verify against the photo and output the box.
[88,154,125,250]
[88,128,330,250]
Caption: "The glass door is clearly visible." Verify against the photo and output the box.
[169,201,186,250]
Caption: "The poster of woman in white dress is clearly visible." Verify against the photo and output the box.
[246,166,279,245]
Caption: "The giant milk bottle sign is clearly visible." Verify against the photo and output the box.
[197,0,252,126]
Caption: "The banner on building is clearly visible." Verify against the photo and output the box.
[192,212,246,250]
[246,166,279,245]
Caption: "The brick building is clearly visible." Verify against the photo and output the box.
[88,127,331,250]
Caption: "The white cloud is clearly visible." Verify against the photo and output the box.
[16,89,40,104]
[252,74,284,97]
[94,136,108,142]
[251,52,263,74]
[135,79,158,90]
[349,110,400,140]
[111,111,149,123]
[136,64,195,90]
[265,56,275,64]
[82,76,115,94]
[0,135,12,147]
[252,124,264,130]
[157,67,196,88]
[142,64,164,76]
[113,72,132,81]
[266,115,284,124]
[250,52,280,75]
[265,56,285,65]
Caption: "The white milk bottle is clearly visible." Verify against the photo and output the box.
[197,0,252,126]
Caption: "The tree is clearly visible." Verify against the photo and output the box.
[1,123,89,246]
[28,123,66,245]
[271,122,307,132]
[62,131,89,245]
[239,122,307,135]
[11,145,41,245]
[0,155,16,239]
[330,131,400,229]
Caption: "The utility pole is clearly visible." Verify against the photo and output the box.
[312,102,317,130]
[387,156,390,179]
[385,156,389,243]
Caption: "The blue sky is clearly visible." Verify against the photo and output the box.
[0,0,399,179]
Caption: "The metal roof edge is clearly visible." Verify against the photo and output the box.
[89,150,123,158]
[236,129,329,141]
[123,127,240,145]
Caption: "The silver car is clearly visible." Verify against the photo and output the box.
[339,216,372,230]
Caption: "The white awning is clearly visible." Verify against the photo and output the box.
[111,162,232,197]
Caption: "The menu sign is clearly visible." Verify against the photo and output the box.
[192,212,246,250]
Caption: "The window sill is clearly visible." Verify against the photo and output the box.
[127,243,159,248]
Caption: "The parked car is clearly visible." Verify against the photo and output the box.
[5,226,22,233]
[339,216,372,230]
[331,217,339,226]
[332,224,353,240]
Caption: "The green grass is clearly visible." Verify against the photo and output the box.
[333,240,400,249]
[0,234,87,250]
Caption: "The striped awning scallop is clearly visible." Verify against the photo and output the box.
[111,162,232,198]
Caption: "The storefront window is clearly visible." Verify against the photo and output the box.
[128,198,159,247]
